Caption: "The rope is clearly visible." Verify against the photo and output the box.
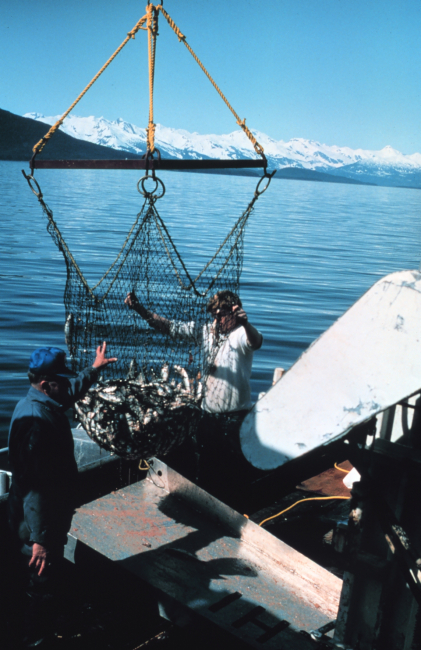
[157,5,265,160]
[131,630,168,650]
[50,206,148,303]
[32,13,148,156]
[24,161,273,304]
[259,496,350,528]
[146,4,159,153]
[31,5,265,164]
[26,177,248,302]
[22,171,148,303]
[150,196,253,297]
[145,169,276,296]
[22,169,248,303]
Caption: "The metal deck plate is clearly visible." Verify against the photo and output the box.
[68,460,341,649]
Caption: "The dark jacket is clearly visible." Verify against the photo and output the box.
[8,366,99,551]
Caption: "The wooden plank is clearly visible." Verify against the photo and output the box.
[240,270,421,470]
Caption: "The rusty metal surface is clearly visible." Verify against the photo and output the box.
[33,159,265,170]
[297,461,353,497]
[69,460,341,649]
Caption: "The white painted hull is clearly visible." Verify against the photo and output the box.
[240,269,421,470]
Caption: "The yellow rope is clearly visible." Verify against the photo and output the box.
[146,4,159,153]
[31,5,264,161]
[334,462,351,474]
[259,496,350,528]
[138,459,151,471]
[157,5,265,159]
[32,13,148,156]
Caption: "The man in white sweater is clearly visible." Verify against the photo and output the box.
[125,289,263,506]
[125,289,262,413]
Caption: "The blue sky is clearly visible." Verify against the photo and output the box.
[1,0,420,153]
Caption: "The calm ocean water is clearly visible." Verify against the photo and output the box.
[1,160,420,446]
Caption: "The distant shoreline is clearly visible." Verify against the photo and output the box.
[1,108,419,190]
[181,167,377,187]
[6,159,421,190]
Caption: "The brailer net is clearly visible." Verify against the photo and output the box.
[27,172,268,459]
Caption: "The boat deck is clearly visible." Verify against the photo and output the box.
[66,459,341,649]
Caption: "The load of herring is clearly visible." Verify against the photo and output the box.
[75,362,201,460]
[22,2,275,461]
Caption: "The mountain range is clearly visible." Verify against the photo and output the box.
[24,112,421,189]
[2,108,420,189]
[0,109,145,164]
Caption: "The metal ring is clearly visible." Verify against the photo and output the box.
[255,170,276,197]
[137,175,158,196]
[137,175,166,200]
[21,171,43,198]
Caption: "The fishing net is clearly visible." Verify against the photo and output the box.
[24,171,272,459]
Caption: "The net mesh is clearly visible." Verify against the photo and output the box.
[27,172,264,458]
[55,181,249,384]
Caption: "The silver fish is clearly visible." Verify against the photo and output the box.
[174,365,190,393]
[64,314,75,357]
[160,383,174,397]
[98,391,124,404]
[196,381,203,400]
[135,368,147,385]
[161,364,169,382]
[154,384,167,397]
[128,403,144,420]
[143,408,153,425]
[126,358,138,380]
[123,412,132,426]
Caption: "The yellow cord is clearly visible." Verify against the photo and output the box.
[32,5,265,161]
[146,3,159,153]
[32,13,148,156]
[138,459,150,471]
[157,4,265,158]
[258,496,349,528]
[334,463,350,474]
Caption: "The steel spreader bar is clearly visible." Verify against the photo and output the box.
[32,159,266,171]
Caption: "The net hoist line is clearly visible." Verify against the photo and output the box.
[22,3,276,460]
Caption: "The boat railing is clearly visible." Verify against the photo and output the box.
[0,448,10,496]
[0,469,12,496]
[375,390,421,443]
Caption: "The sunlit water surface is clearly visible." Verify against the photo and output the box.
[1,161,419,446]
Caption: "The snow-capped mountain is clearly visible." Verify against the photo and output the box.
[24,113,421,187]
[328,161,421,188]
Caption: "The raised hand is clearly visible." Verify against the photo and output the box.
[93,341,117,369]
[232,305,248,326]
[125,291,139,310]
[29,543,49,576]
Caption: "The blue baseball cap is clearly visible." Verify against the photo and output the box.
[29,347,77,378]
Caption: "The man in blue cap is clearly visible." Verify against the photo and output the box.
[8,342,116,648]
